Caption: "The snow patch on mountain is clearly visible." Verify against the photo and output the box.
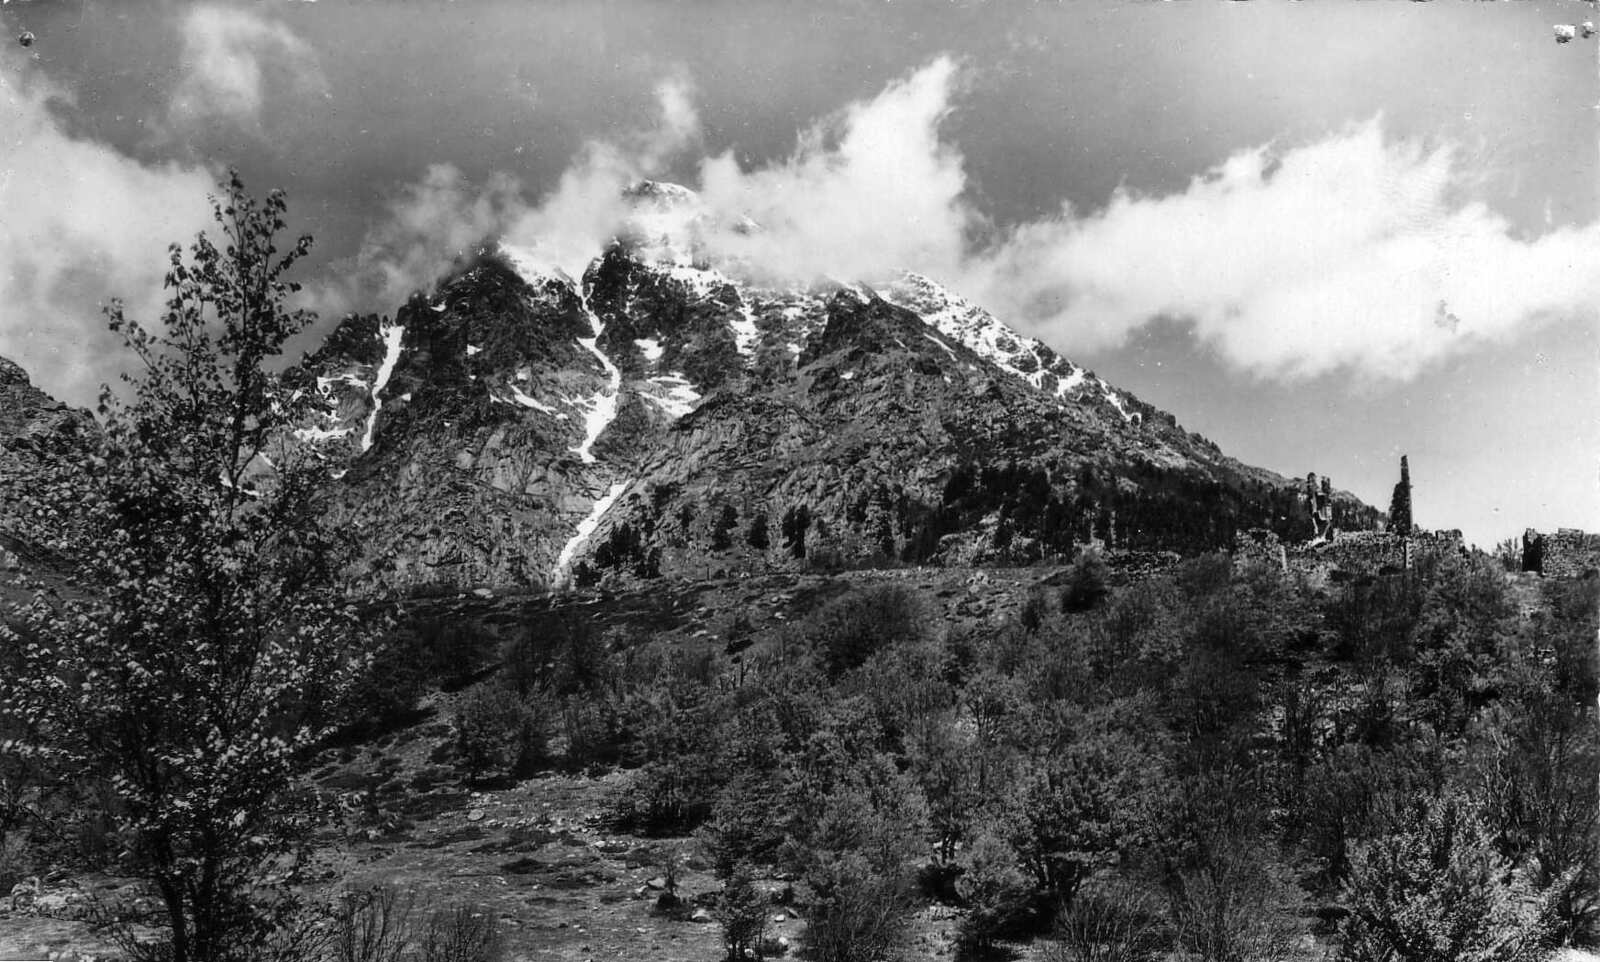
[317,372,369,395]
[499,244,554,287]
[571,294,622,463]
[1100,386,1140,425]
[884,272,1108,409]
[730,305,760,358]
[635,338,664,363]
[643,373,702,419]
[922,333,959,362]
[665,264,728,299]
[508,383,564,417]
[360,324,405,452]
[554,480,629,579]
[294,425,352,443]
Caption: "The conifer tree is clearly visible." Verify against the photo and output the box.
[1389,455,1413,536]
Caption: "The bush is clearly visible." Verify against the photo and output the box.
[1047,873,1166,962]
[417,905,502,962]
[1338,794,1561,962]
[328,886,415,962]
[453,685,544,783]
[719,870,770,961]
[809,585,934,677]
[1061,551,1110,613]
[954,827,1032,953]
[802,852,917,962]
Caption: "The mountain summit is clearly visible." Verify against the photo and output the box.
[278,182,1377,592]
[0,183,1380,594]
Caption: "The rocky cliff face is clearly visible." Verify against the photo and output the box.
[285,182,1379,592]
[1,182,1381,595]
[0,357,95,588]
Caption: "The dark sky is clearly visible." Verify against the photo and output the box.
[2,0,1595,546]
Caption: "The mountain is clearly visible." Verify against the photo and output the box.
[0,183,1381,596]
[0,357,95,597]
[286,182,1380,592]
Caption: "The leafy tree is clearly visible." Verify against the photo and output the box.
[452,684,545,783]
[0,172,367,961]
[791,761,929,962]
[808,584,934,678]
[1146,768,1305,962]
[1001,709,1162,908]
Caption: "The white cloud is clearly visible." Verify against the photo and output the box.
[304,164,524,319]
[968,118,1600,379]
[169,5,325,132]
[0,56,214,407]
[315,74,702,308]
[695,55,972,283]
[330,58,1599,382]
[498,74,702,279]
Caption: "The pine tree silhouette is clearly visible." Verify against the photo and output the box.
[1388,455,1413,536]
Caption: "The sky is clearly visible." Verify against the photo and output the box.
[1,0,1596,549]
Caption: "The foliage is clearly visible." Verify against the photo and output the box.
[955,825,1032,953]
[808,584,935,677]
[793,766,929,962]
[719,869,771,961]
[416,904,502,962]
[999,707,1162,906]
[1060,550,1109,613]
[1337,794,1561,962]
[329,885,416,962]
[1046,873,1167,962]
[451,684,545,784]
[0,172,367,962]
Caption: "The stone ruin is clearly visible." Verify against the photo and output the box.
[1521,528,1600,579]
[1305,472,1335,542]
[1235,458,1464,583]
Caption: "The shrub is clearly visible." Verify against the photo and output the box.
[1337,795,1563,962]
[809,584,934,677]
[802,852,917,962]
[792,771,929,962]
[1061,550,1110,613]
[453,685,544,783]
[719,870,770,961]
[955,827,1032,953]
[329,885,415,962]
[1047,873,1166,962]
[417,905,502,962]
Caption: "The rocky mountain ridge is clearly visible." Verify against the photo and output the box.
[0,182,1382,595]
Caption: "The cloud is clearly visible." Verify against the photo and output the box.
[303,164,524,319]
[967,118,1600,380]
[329,57,1599,381]
[313,75,702,311]
[695,55,973,283]
[0,55,215,407]
[169,5,325,133]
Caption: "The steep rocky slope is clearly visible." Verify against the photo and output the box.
[287,183,1378,592]
[0,357,94,596]
[0,183,1381,595]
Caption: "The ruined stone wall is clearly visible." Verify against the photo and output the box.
[1524,528,1600,578]
[1271,529,1464,581]
[1106,549,1183,582]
